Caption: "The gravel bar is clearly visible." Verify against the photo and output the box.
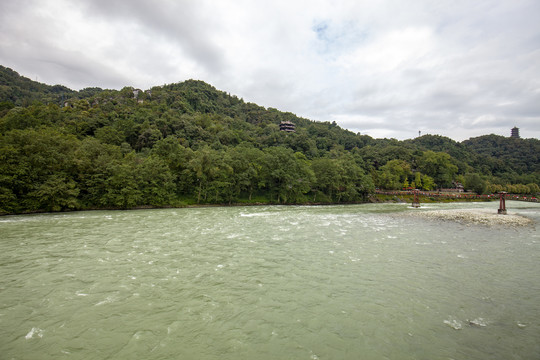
[406,209,533,226]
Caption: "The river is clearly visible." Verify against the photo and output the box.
[1,202,539,359]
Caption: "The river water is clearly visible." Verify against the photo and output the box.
[1,202,539,359]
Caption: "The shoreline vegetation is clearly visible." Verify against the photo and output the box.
[1,66,538,216]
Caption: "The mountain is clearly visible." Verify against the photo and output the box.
[0,65,538,214]
[463,134,540,175]
[0,65,75,108]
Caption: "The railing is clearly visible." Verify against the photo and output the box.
[374,190,538,202]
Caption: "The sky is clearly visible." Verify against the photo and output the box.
[1,0,539,141]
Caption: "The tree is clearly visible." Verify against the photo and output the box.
[402,179,410,189]
[464,173,487,194]
[414,172,422,189]
[526,183,540,195]
[94,126,125,146]
[312,158,340,200]
[332,153,373,202]
[101,159,143,209]
[135,124,163,150]
[151,136,193,194]
[27,174,80,212]
[225,145,264,201]
[75,137,124,207]
[186,146,233,203]
[0,127,80,213]
[377,160,411,190]
[137,155,176,205]
[0,108,30,132]
[421,175,435,191]
[417,151,458,188]
[259,147,313,203]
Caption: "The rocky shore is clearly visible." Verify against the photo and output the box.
[406,208,533,226]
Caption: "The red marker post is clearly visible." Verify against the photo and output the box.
[498,192,507,215]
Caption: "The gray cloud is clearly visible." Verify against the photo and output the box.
[79,0,226,74]
[0,0,539,141]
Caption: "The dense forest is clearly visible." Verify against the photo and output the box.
[1,65,539,214]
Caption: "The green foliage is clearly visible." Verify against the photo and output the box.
[464,173,487,194]
[94,126,125,145]
[0,65,75,106]
[416,150,458,188]
[259,147,313,203]
[0,65,537,214]
[407,134,472,164]
[421,175,436,191]
[463,134,540,176]
[377,159,411,190]
[0,127,80,212]
[28,174,80,212]
[312,158,340,199]
[414,172,422,189]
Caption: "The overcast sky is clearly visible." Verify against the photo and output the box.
[1,0,539,141]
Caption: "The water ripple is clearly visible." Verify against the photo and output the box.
[1,203,539,359]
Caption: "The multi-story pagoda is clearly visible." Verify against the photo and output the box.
[511,127,520,138]
[279,121,296,132]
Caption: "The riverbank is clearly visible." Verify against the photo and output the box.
[0,194,504,216]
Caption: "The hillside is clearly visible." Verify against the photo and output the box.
[463,134,540,175]
[0,65,538,214]
[0,65,75,108]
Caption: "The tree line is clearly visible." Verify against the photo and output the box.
[0,126,374,213]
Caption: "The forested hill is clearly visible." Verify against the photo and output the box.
[0,65,538,214]
[0,65,75,107]
[463,135,540,174]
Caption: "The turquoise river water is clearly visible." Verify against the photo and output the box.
[1,202,539,359]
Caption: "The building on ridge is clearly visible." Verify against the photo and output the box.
[279,121,296,132]
[511,126,520,139]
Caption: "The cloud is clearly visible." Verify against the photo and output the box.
[0,0,539,141]
[80,0,227,75]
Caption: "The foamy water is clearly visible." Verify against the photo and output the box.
[1,202,539,359]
